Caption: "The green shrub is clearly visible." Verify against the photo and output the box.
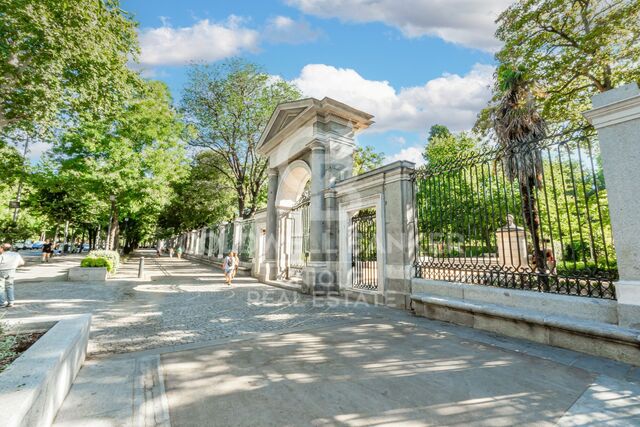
[0,317,16,372]
[87,250,120,272]
[81,256,114,273]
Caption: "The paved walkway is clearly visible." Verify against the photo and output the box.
[4,251,640,425]
[5,251,380,355]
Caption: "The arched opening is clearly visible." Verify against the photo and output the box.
[276,160,311,209]
[276,160,311,280]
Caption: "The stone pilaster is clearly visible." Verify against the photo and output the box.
[264,168,279,280]
[584,83,640,328]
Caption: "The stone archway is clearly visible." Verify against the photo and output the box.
[275,160,311,209]
[275,160,311,280]
[257,97,374,293]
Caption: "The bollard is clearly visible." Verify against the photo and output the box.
[138,257,145,279]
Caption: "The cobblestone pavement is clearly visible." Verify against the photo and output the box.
[4,251,381,355]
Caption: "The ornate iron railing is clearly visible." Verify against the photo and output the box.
[239,221,255,262]
[414,132,617,299]
[209,227,220,257]
[287,192,310,277]
[352,209,378,291]
[223,223,234,256]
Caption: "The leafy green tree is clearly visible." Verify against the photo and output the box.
[0,0,141,134]
[423,127,477,167]
[51,80,187,249]
[478,0,640,131]
[182,59,301,218]
[158,151,236,236]
[353,145,385,175]
[427,124,451,142]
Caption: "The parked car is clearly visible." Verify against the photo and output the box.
[32,241,44,249]
[23,240,33,250]
[13,241,25,250]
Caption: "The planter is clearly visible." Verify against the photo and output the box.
[68,266,108,281]
[0,314,91,427]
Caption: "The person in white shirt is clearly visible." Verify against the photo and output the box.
[0,243,25,308]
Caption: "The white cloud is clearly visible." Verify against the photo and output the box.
[138,17,259,66]
[291,63,493,133]
[285,0,511,51]
[264,16,322,44]
[387,146,425,166]
[388,136,406,145]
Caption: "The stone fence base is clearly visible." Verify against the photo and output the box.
[411,279,640,366]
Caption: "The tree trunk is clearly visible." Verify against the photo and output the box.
[520,177,548,290]
[237,196,245,219]
[109,205,119,251]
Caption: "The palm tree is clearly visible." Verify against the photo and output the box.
[492,65,548,286]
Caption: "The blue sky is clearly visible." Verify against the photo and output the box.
[123,0,511,164]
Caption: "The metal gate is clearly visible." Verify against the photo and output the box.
[351,209,378,290]
[287,193,310,278]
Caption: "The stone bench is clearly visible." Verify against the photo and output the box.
[410,281,640,366]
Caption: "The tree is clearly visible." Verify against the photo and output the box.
[182,59,301,218]
[51,80,187,250]
[493,65,549,281]
[158,151,236,236]
[423,127,477,167]
[0,0,141,134]
[478,0,640,131]
[427,124,451,142]
[353,145,385,175]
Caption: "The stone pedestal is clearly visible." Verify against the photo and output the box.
[495,215,529,270]
[584,83,640,329]
[303,263,337,295]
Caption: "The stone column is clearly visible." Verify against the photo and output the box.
[584,83,640,328]
[309,141,326,263]
[302,140,336,294]
[382,162,416,308]
[264,168,279,280]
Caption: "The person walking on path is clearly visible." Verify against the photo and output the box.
[42,239,53,262]
[0,243,25,308]
[231,251,240,280]
[176,245,183,259]
[222,252,236,285]
[169,246,174,258]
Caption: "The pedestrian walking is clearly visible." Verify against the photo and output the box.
[42,239,53,263]
[0,243,25,308]
[176,245,183,259]
[169,246,174,258]
[222,252,236,285]
[231,251,240,280]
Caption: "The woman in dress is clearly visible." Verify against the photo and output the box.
[222,252,236,285]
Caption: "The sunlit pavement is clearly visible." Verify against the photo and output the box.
[5,251,640,425]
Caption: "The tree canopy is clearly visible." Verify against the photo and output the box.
[478,0,640,132]
[41,80,188,249]
[353,145,385,175]
[182,59,301,218]
[423,125,477,167]
[0,0,141,134]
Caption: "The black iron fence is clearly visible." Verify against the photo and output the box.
[414,132,617,299]
[223,223,234,256]
[288,194,310,277]
[352,209,378,291]
[239,220,255,262]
